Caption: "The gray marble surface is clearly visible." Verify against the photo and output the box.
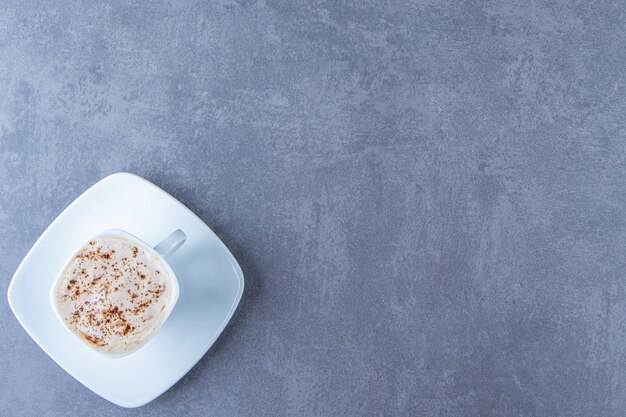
[1,1,625,416]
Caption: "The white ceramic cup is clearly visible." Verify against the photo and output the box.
[49,228,186,358]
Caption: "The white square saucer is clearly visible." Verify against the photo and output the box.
[7,173,244,407]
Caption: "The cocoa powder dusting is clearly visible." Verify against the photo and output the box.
[55,236,172,355]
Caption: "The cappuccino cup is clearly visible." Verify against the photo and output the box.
[50,229,186,358]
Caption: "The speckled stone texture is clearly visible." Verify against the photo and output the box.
[1,1,625,416]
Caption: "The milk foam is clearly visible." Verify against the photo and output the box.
[55,236,172,355]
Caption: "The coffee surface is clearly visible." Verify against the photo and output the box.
[55,236,172,355]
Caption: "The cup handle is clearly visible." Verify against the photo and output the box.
[154,229,187,259]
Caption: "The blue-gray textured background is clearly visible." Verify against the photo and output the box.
[1,1,625,416]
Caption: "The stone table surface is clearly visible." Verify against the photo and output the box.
[1,1,625,416]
